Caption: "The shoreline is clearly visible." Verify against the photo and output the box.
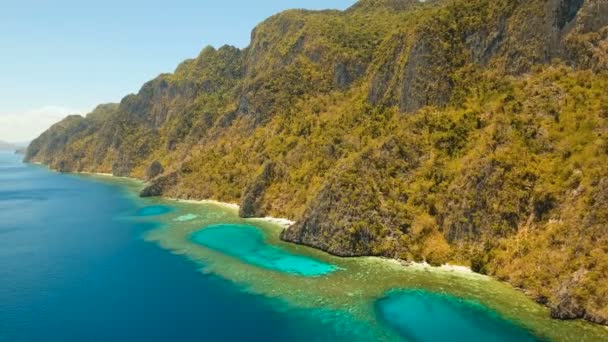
[170,197,240,210]
[169,198,296,228]
[79,171,114,177]
[24,161,608,328]
[70,169,473,275]
[397,259,480,276]
[72,170,140,181]
[22,162,498,277]
[171,199,471,276]
[26,161,297,229]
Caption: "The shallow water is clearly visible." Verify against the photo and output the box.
[376,290,539,342]
[136,205,173,216]
[174,213,198,221]
[2,151,608,341]
[191,224,337,276]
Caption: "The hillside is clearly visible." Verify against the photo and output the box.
[25,0,608,325]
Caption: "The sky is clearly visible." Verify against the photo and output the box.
[0,0,355,142]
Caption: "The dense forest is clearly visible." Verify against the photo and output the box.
[26,0,608,325]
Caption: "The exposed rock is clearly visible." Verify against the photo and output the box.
[550,268,588,320]
[399,34,452,113]
[111,152,134,177]
[140,172,179,197]
[280,177,382,257]
[281,136,422,257]
[280,178,374,257]
[465,16,508,66]
[438,155,534,242]
[145,161,164,180]
[239,161,275,218]
[334,62,365,89]
[585,311,608,325]
[24,115,89,165]
[368,34,405,107]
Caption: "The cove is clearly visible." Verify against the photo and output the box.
[190,224,338,276]
[375,290,540,342]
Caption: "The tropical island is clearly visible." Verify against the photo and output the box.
[25,0,608,326]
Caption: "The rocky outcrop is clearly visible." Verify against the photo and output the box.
[25,115,89,165]
[399,33,453,113]
[140,172,179,197]
[282,137,422,257]
[280,175,382,256]
[239,161,275,218]
[334,61,365,89]
[550,269,588,320]
[145,161,164,180]
[365,0,608,114]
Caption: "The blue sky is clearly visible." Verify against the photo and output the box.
[0,0,355,142]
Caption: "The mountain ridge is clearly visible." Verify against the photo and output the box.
[25,0,608,325]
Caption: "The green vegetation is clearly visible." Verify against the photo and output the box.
[26,0,608,325]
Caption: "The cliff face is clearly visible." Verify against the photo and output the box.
[26,0,608,325]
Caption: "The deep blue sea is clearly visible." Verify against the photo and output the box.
[0,152,358,341]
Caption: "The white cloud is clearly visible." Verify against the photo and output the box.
[0,106,88,143]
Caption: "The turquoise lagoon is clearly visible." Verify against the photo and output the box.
[376,290,539,342]
[191,224,337,276]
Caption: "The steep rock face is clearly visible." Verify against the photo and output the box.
[26,0,608,325]
[399,33,453,113]
[281,136,424,257]
[145,161,164,180]
[140,172,180,198]
[438,152,535,242]
[25,115,90,169]
[550,268,589,320]
[280,169,384,257]
[239,161,275,218]
[366,0,608,113]
[27,46,244,177]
